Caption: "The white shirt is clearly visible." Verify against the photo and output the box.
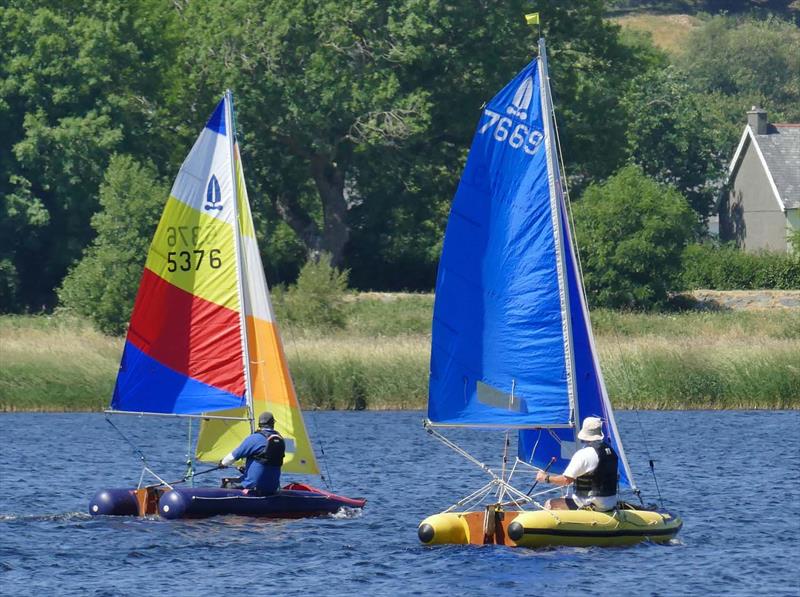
[562,444,617,511]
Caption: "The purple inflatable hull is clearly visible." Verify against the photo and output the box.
[89,483,366,519]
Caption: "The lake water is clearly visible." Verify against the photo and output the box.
[1,410,798,596]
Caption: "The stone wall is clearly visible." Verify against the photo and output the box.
[687,290,800,310]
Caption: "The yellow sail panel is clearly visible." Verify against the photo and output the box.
[234,143,256,240]
[144,196,239,310]
[195,407,252,464]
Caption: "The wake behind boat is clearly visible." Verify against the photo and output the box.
[89,91,364,519]
[417,33,680,548]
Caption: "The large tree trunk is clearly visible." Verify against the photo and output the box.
[309,154,348,267]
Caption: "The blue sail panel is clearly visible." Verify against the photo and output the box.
[112,342,246,415]
[428,59,572,427]
[205,98,226,135]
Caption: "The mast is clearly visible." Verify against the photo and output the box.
[537,42,637,489]
[538,38,579,431]
[225,89,256,434]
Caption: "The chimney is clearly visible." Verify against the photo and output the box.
[747,106,768,135]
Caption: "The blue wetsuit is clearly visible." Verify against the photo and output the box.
[229,428,282,494]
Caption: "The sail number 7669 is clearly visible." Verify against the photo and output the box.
[479,109,544,155]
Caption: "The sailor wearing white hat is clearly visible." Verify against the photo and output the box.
[535,416,619,512]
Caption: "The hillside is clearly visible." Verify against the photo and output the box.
[613,13,701,54]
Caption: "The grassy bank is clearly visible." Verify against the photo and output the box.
[614,13,700,56]
[1,297,798,411]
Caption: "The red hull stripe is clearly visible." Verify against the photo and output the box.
[127,268,245,395]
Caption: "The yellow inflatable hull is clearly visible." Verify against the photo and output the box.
[418,508,681,548]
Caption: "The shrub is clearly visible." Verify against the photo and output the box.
[681,243,800,290]
[280,253,349,330]
[573,165,696,309]
[789,229,800,256]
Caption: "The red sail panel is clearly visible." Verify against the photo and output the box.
[127,268,245,396]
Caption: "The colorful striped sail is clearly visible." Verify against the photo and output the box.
[111,92,318,475]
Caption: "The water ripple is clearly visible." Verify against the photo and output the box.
[0,411,798,596]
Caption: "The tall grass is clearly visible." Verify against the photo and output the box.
[614,13,701,56]
[286,336,428,410]
[1,301,798,411]
[0,315,119,411]
[600,337,799,409]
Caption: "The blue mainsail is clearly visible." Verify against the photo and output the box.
[428,48,635,488]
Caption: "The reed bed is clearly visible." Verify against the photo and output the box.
[285,335,428,410]
[0,315,119,411]
[599,336,799,409]
[1,305,798,411]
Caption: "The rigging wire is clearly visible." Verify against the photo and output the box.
[634,410,665,509]
[185,418,195,487]
[308,410,334,491]
[105,416,173,489]
[280,319,334,491]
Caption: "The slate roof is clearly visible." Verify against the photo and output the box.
[753,124,800,210]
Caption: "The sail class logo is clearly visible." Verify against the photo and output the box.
[506,76,533,120]
[205,175,223,211]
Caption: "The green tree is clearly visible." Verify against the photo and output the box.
[279,253,350,330]
[177,0,433,269]
[58,155,168,335]
[677,15,800,124]
[0,176,49,311]
[573,165,696,308]
[621,66,725,219]
[534,0,667,186]
[0,0,182,310]
[346,1,664,289]
[175,0,656,279]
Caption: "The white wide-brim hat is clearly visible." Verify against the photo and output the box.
[577,416,604,441]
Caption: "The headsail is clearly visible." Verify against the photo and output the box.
[111,92,318,475]
[195,136,319,474]
[427,41,635,487]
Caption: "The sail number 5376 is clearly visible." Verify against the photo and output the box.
[479,109,543,155]
[167,249,222,272]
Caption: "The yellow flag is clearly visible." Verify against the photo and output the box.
[525,13,540,25]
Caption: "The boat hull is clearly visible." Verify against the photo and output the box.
[90,483,365,519]
[418,508,681,548]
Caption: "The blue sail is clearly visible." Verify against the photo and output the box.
[428,59,572,427]
[428,51,636,488]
